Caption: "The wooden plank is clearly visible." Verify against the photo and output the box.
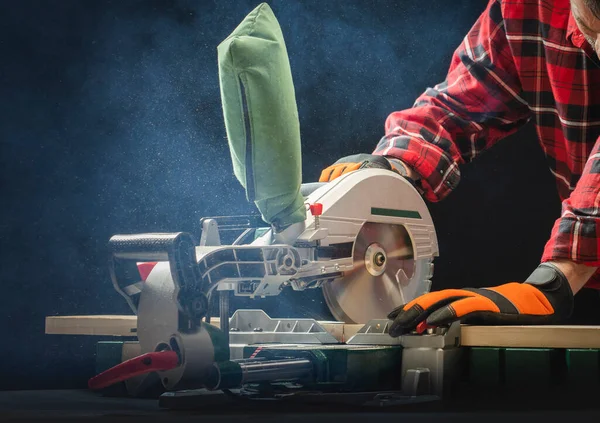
[45,315,137,336]
[46,316,600,349]
[45,315,363,341]
[461,325,600,349]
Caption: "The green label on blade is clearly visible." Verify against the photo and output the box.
[371,207,421,219]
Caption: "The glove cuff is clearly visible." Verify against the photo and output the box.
[333,153,391,170]
[385,158,409,177]
[524,262,574,321]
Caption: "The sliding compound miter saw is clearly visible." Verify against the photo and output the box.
[88,3,456,407]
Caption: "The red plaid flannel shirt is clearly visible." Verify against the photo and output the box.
[374,0,600,289]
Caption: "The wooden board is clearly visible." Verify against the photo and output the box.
[45,315,137,336]
[45,315,600,348]
[461,325,600,349]
[45,315,363,343]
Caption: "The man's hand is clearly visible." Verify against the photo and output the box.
[319,154,414,182]
[387,262,575,337]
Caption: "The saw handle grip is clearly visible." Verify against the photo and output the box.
[109,232,194,262]
[109,232,207,318]
[88,350,179,390]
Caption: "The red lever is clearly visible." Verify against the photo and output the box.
[88,350,179,390]
[416,321,435,334]
[309,203,323,216]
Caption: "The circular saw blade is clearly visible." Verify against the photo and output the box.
[322,222,415,324]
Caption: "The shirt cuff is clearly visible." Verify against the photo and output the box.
[541,211,600,267]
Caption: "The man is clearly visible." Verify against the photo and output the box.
[320,0,600,336]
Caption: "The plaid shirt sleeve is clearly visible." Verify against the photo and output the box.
[373,0,531,202]
[543,138,600,267]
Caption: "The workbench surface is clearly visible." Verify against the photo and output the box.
[1,389,599,422]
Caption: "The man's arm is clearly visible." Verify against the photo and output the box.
[386,136,600,335]
[374,0,531,202]
[541,135,600,293]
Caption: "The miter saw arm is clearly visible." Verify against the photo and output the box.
[109,168,439,326]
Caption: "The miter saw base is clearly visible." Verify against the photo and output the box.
[91,309,464,409]
[158,388,441,410]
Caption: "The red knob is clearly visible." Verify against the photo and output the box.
[416,321,435,334]
[309,203,323,216]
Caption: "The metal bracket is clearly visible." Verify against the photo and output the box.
[346,319,460,348]
[345,319,402,345]
[227,309,341,346]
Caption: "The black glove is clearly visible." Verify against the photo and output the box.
[387,262,575,337]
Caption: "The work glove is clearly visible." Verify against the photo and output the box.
[319,154,410,182]
[387,262,574,337]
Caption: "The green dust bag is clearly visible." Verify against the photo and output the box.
[217,2,305,230]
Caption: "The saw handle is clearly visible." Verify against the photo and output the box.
[88,350,179,390]
[109,232,194,262]
[108,232,207,319]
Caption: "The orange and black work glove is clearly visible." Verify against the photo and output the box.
[387,263,574,337]
[319,154,409,182]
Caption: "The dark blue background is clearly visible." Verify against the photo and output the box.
[1,0,595,390]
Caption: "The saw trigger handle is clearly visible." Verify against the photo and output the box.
[88,350,180,390]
